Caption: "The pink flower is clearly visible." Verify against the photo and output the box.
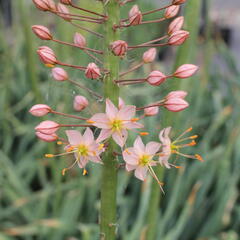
[168,30,189,46]
[57,3,71,21]
[32,25,52,40]
[111,40,128,57]
[29,104,51,117]
[52,67,68,81]
[147,71,167,86]
[73,95,89,111]
[173,64,199,78]
[142,48,157,63]
[36,131,58,142]
[158,127,172,168]
[164,97,189,112]
[165,90,188,100]
[128,5,142,26]
[60,0,72,5]
[123,136,161,181]
[168,16,184,35]
[164,5,180,19]
[88,99,143,147]
[37,46,57,66]
[65,128,103,168]
[85,63,101,79]
[35,120,60,134]
[144,106,159,116]
[74,33,87,48]
[118,97,125,109]
[32,0,56,12]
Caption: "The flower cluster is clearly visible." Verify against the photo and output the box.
[30,0,203,191]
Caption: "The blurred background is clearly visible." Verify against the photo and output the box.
[0,0,239,239]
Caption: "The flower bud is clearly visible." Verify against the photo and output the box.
[164,98,189,112]
[168,16,184,35]
[32,25,52,40]
[73,95,89,111]
[52,67,69,81]
[173,64,199,78]
[32,0,56,11]
[60,0,72,5]
[142,48,157,63]
[29,104,51,117]
[128,5,143,26]
[168,30,189,46]
[35,120,60,134]
[147,71,167,86]
[172,0,186,5]
[37,46,57,65]
[144,106,159,116]
[111,40,128,57]
[166,91,188,99]
[85,63,101,79]
[36,131,58,142]
[74,33,87,48]
[164,5,180,19]
[57,3,71,21]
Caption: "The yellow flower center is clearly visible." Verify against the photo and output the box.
[111,119,123,131]
[77,145,89,156]
[139,154,151,166]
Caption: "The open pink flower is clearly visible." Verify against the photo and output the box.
[65,128,104,169]
[88,99,143,147]
[123,137,161,181]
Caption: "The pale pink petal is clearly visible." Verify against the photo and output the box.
[159,155,171,169]
[66,130,83,145]
[77,156,88,168]
[117,105,136,120]
[133,136,145,154]
[90,113,110,129]
[83,127,94,145]
[106,98,118,120]
[96,129,112,143]
[118,97,125,109]
[112,129,128,147]
[134,166,148,181]
[126,163,137,171]
[145,141,161,155]
[123,121,144,129]
[159,127,171,143]
[123,148,139,165]
[89,156,102,164]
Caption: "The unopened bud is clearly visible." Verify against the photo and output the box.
[37,46,57,65]
[85,63,101,79]
[32,25,52,40]
[74,32,87,48]
[128,5,143,26]
[168,30,189,46]
[164,5,180,19]
[142,48,157,63]
[29,104,51,117]
[111,40,128,57]
[52,67,69,81]
[60,0,72,5]
[144,106,159,116]
[172,0,186,5]
[164,98,189,112]
[168,16,184,35]
[173,64,199,78]
[35,120,60,134]
[147,71,167,86]
[36,132,58,142]
[73,95,89,111]
[57,3,71,21]
[166,90,188,100]
[32,0,56,12]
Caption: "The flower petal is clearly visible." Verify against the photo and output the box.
[89,156,102,164]
[112,129,128,147]
[77,156,88,168]
[126,163,137,171]
[106,98,118,120]
[96,129,112,143]
[83,127,94,145]
[123,121,144,129]
[117,105,136,120]
[134,166,148,181]
[123,148,139,165]
[90,113,110,129]
[66,130,83,145]
[133,136,145,154]
[145,141,161,155]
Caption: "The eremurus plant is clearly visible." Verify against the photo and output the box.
[30,0,203,239]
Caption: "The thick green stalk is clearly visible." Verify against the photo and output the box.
[100,1,120,240]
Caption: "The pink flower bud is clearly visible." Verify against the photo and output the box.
[52,67,69,81]
[73,95,89,111]
[35,120,60,135]
[57,3,71,21]
[164,5,180,19]
[144,106,159,116]
[164,98,189,112]
[60,0,72,5]
[166,91,188,99]
[173,64,199,78]
[111,40,128,57]
[32,0,56,11]
[29,104,52,117]
[36,131,58,142]
[147,71,167,86]
[168,30,189,46]
[168,16,184,35]
[142,48,157,63]
[128,5,143,26]
[74,33,87,48]
[37,46,57,65]
[172,0,186,5]
[32,25,52,40]
[85,63,101,79]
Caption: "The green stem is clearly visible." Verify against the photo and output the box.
[100,1,120,240]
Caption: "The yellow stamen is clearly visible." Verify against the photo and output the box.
[62,168,67,176]
[125,149,131,154]
[57,141,63,145]
[83,169,88,176]
[45,154,54,158]
[66,146,74,152]
[195,154,204,161]
[98,144,104,150]
[86,120,95,124]
[45,64,55,68]
[140,132,149,136]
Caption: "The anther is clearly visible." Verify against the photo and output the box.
[62,168,67,176]
[98,144,104,150]
[131,118,139,122]
[140,132,149,136]
[45,154,54,158]
[57,141,63,145]
[195,154,204,161]
[83,169,88,176]
[45,63,55,68]
[190,135,198,139]
[86,120,95,124]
